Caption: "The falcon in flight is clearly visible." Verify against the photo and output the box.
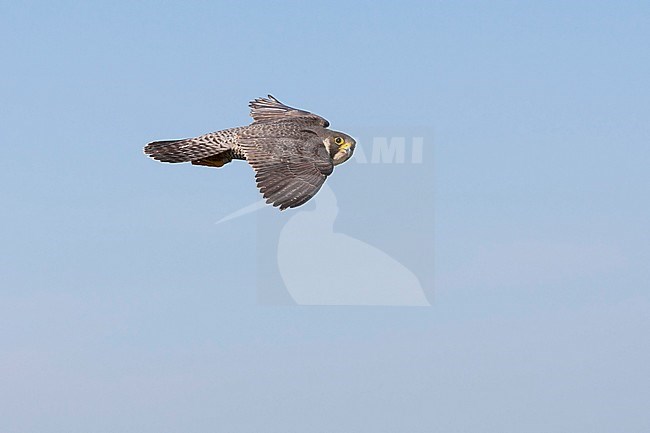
[144,95,356,210]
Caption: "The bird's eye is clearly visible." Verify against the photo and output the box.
[334,137,343,145]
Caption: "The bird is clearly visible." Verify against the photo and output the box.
[143,95,356,210]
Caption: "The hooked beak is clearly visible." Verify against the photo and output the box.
[333,147,352,165]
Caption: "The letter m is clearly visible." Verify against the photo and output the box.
[371,137,406,164]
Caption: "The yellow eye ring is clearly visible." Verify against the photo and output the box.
[334,137,344,145]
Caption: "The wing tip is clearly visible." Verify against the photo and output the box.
[248,95,330,127]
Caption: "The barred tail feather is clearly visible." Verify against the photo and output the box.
[144,139,197,163]
[143,138,225,163]
[144,129,241,163]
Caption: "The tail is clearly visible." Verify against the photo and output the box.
[144,139,193,163]
[144,129,240,163]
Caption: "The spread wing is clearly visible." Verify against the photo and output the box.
[249,95,330,128]
[239,130,333,210]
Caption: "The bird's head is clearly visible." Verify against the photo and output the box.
[325,132,356,165]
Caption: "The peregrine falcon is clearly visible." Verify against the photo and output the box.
[144,95,356,210]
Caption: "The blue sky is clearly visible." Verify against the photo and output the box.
[1,1,649,432]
